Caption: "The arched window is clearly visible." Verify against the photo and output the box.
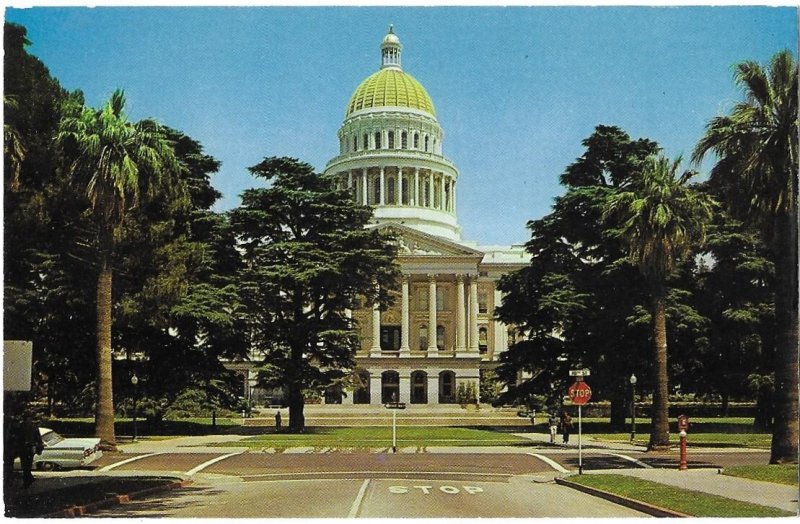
[437,325,445,350]
[413,132,419,149]
[479,327,488,354]
[424,135,429,152]
[478,292,488,314]
[375,132,382,149]
[363,133,369,150]
[387,176,396,204]
[373,177,381,204]
[401,131,408,149]
[418,324,428,350]
[388,131,395,149]
[353,135,358,152]
[353,369,370,404]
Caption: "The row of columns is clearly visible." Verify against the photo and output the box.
[370,274,481,357]
[342,168,455,212]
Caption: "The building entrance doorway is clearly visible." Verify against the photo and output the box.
[411,371,427,404]
[439,371,456,403]
[381,371,399,404]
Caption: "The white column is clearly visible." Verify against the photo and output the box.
[379,167,385,205]
[427,275,438,356]
[456,274,467,355]
[370,374,382,405]
[453,179,457,213]
[371,301,382,356]
[397,168,403,205]
[428,173,434,208]
[348,171,353,190]
[469,277,479,353]
[399,374,411,404]
[362,169,368,205]
[413,168,419,206]
[427,372,439,404]
[400,276,411,355]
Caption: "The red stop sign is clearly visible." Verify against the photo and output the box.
[568,381,592,405]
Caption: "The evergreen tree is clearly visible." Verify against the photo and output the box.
[230,157,399,432]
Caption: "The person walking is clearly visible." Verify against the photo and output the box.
[275,411,282,430]
[560,411,573,445]
[548,413,558,444]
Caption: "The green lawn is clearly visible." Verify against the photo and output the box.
[566,474,794,518]
[213,426,530,449]
[586,417,771,449]
[723,464,799,486]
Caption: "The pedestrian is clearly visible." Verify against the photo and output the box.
[19,413,43,488]
[560,411,573,444]
[275,410,282,430]
[548,413,558,444]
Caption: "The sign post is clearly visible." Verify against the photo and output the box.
[568,371,592,474]
[385,395,406,453]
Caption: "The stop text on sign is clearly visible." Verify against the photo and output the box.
[568,381,592,405]
[389,485,484,495]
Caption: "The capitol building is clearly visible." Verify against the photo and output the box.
[320,27,528,406]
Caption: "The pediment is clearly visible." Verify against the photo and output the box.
[372,223,484,258]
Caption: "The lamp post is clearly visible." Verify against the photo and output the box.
[629,373,637,443]
[131,373,139,441]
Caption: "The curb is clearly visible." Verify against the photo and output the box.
[555,477,691,518]
[41,478,192,518]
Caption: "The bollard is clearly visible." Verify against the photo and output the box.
[678,430,688,470]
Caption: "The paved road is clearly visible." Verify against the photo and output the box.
[85,448,774,517]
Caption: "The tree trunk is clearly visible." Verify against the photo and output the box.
[648,283,670,451]
[95,255,117,450]
[769,209,799,464]
[287,383,305,433]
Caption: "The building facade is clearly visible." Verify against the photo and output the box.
[321,27,528,405]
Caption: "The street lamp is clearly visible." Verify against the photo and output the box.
[629,374,637,443]
[131,373,139,441]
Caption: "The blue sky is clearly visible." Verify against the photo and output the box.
[6,6,797,246]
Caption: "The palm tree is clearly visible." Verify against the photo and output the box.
[693,50,798,464]
[604,155,715,450]
[57,90,178,448]
[4,95,26,189]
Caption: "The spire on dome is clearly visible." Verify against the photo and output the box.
[380,25,402,70]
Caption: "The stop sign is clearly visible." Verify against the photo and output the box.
[568,381,592,405]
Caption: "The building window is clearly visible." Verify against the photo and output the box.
[419,324,428,350]
[436,325,445,350]
[401,176,409,204]
[439,371,455,403]
[381,326,401,351]
[401,131,408,149]
[388,131,395,149]
[387,176,396,204]
[424,135,429,152]
[364,133,369,150]
[436,288,445,311]
[375,132,381,149]
[479,327,488,354]
[413,132,419,149]
[381,371,399,404]
[478,292,488,314]
[353,135,358,151]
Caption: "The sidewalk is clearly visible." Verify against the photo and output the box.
[583,467,799,514]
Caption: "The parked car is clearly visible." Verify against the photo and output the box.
[34,427,103,470]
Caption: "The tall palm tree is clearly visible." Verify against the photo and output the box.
[604,155,715,450]
[693,50,798,464]
[57,90,178,448]
[4,95,26,190]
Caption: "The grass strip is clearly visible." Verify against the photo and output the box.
[591,432,771,449]
[566,474,793,517]
[723,464,799,486]
[212,426,529,448]
[4,477,176,518]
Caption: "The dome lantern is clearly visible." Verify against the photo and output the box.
[380,25,402,70]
